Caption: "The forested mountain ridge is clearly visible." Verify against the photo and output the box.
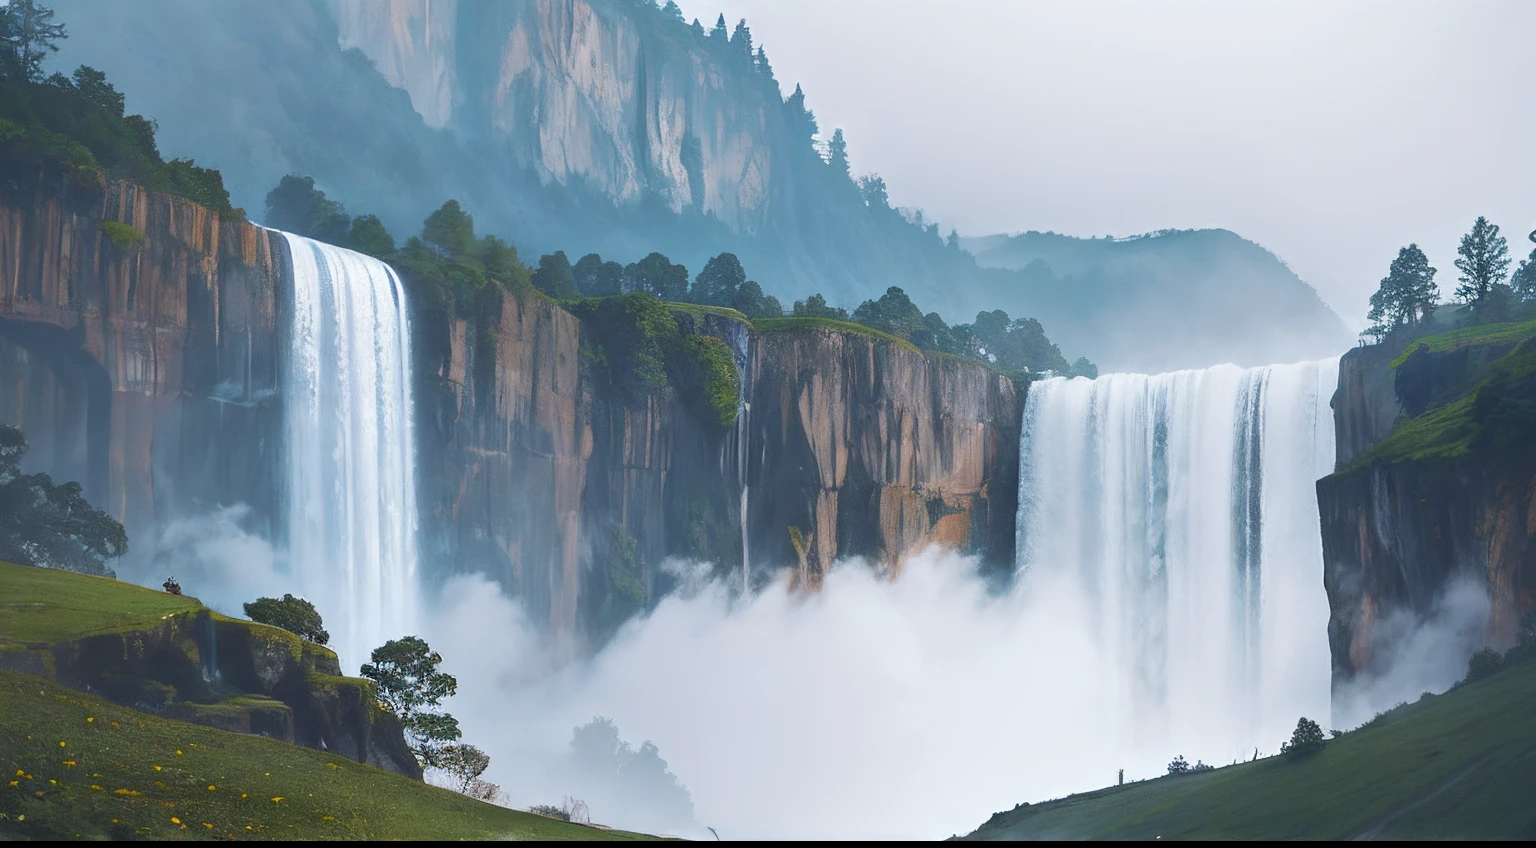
[50,0,1349,373]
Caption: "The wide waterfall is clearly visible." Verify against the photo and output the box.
[279,232,420,672]
[1016,357,1339,759]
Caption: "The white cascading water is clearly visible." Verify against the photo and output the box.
[1016,357,1339,760]
[279,232,420,672]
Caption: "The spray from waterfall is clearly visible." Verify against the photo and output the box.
[279,232,420,672]
[1016,357,1339,755]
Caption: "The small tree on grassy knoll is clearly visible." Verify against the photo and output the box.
[243,593,329,645]
[1280,717,1326,760]
[1463,647,1504,685]
[361,636,461,768]
[1167,755,1190,775]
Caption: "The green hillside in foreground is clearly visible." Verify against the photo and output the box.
[961,652,1536,840]
[0,562,651,840]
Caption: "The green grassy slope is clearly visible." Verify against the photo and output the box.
[0,563,652,840]
[962,656,1536,840]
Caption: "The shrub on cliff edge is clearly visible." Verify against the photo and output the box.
[243,593,330,646]
[1280,717,1326,760]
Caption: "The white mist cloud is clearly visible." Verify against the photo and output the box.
[117,505,289,618]
[1332,574,1494,730]
[422,548,1301,840]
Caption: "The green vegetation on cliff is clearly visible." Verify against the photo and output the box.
[962,649,1536,840]
[0,561,193,646]
[1346,319,1536,470]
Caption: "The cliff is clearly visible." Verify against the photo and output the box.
[1320,322,1536,687]
[0,156,286,539]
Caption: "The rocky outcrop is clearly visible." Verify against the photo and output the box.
[0,157,285,538]
[0,608,420,779]
[747,330,1023,587]
[1320,334,1536,688]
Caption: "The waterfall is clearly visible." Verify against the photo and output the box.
[279,232,419,672]
[1016,357,1338,756]
[716,319,753,594]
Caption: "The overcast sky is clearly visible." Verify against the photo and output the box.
[681,0,1535,328]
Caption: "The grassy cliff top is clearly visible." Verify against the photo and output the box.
[1387,319,1536,368]
[962,652,1536,840]
[751,317,921,354]
[665,302,752,325]
[0,561,199,646]
[0,669,649,840]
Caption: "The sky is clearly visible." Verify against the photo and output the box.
[680,0,1535,328]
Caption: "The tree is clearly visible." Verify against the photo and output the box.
[243,594,330,645]
[1463,647,1504,684]
[660,0,684,22]
[754,45,774,80]
[828,128,850,179]
[784,83,818,144]
[0,425,127,577]
[732,280,779,318]
[690,18,705,37]
[1069,356,1099,379]
[1167,755,1191,775]
[480,235,532,289]
[947,228,962,252]
[1511,247,1536,301]
[852,286,924,340]
[532,250,578,299]
[709,13,728,41]
[691,252,747,306]
[1280,717,1326,759]
[70,66,123,117]
[624,252,689,301]
[0,0,67,83]
[1365,243,1438,338]
[264,175,350,244]
[1454,216,1512,318]
[360,636,461,768]
[422,200,477,258]
[438,743,491,794]
[347,215,395,257]
[792,293,847,320]
[730,18,753,59]
[857,173,889,209]
[574,253,624,297]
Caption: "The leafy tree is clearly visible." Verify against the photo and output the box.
[532,250,578,299]
[853,286,924,339]
[1454,216,1512,317]
[1069,356,1099,379]
[264,175,350,244]
[792,293,848,320]
[1463,647,1504,684]
[422,199,477,258]
[1167,755,1191,775]
[691,252,747,306]
[0,0,67,83]
[479,235,532,290]
[857,173,889,209]
[0,425,127,576]
[1280,717,1326,760]
[1510,247,1536,301]
[660,0,684,22]
[242,594,329,645]
[828,128,850,179]
[360,636,462,769]
[624,252,689,301]
[69,66,122,117]
[347,214,395,257]
[732,280,781,318]
[437,743,491,794]
[574,253,624,296]
[1365,243,1438,339]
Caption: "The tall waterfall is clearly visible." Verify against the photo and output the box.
[279,232,420,672]
[1016,357,1339,757]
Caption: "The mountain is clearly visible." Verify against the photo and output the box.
[48,0,1346,375]
[963,229,1354,372]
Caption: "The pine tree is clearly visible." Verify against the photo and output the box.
[1365,243,1438,339]
[710,14,728,41]
[730,18,753,59]
[784,83,818,144]
[754,45,773,79]
[828,128,850,179]
[0,0,68,83]
[1511,246,1536,301]
[690,18,704,37]
[660,0,684,22]
[1454,216,1512,316]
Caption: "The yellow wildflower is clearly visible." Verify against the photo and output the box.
[240,793,247,799]
[111,722,119,729]
[13,770,21,777]
[15,815,21,822]
[62,760,76,767]
[208,785,216,791]
[175,750,183,756]
[322,815,335,821]
[90,785,102,791]
[58,741,66,748]
[86,717,94,723]
[152,765,162,771]
[8,781,16,787]
[48,779,56,785]
[203,823,213,830]
[271,797,284,803]
[326,762,339,770]
[170,817,181,825]
[245,826,253,831]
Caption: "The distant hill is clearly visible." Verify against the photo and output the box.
[958,647,1536,840]
[963,229,1353,372]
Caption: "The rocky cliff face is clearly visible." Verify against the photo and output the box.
[0,158,285,538]
[328,0,778,230]
[1320,335,1536,689]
